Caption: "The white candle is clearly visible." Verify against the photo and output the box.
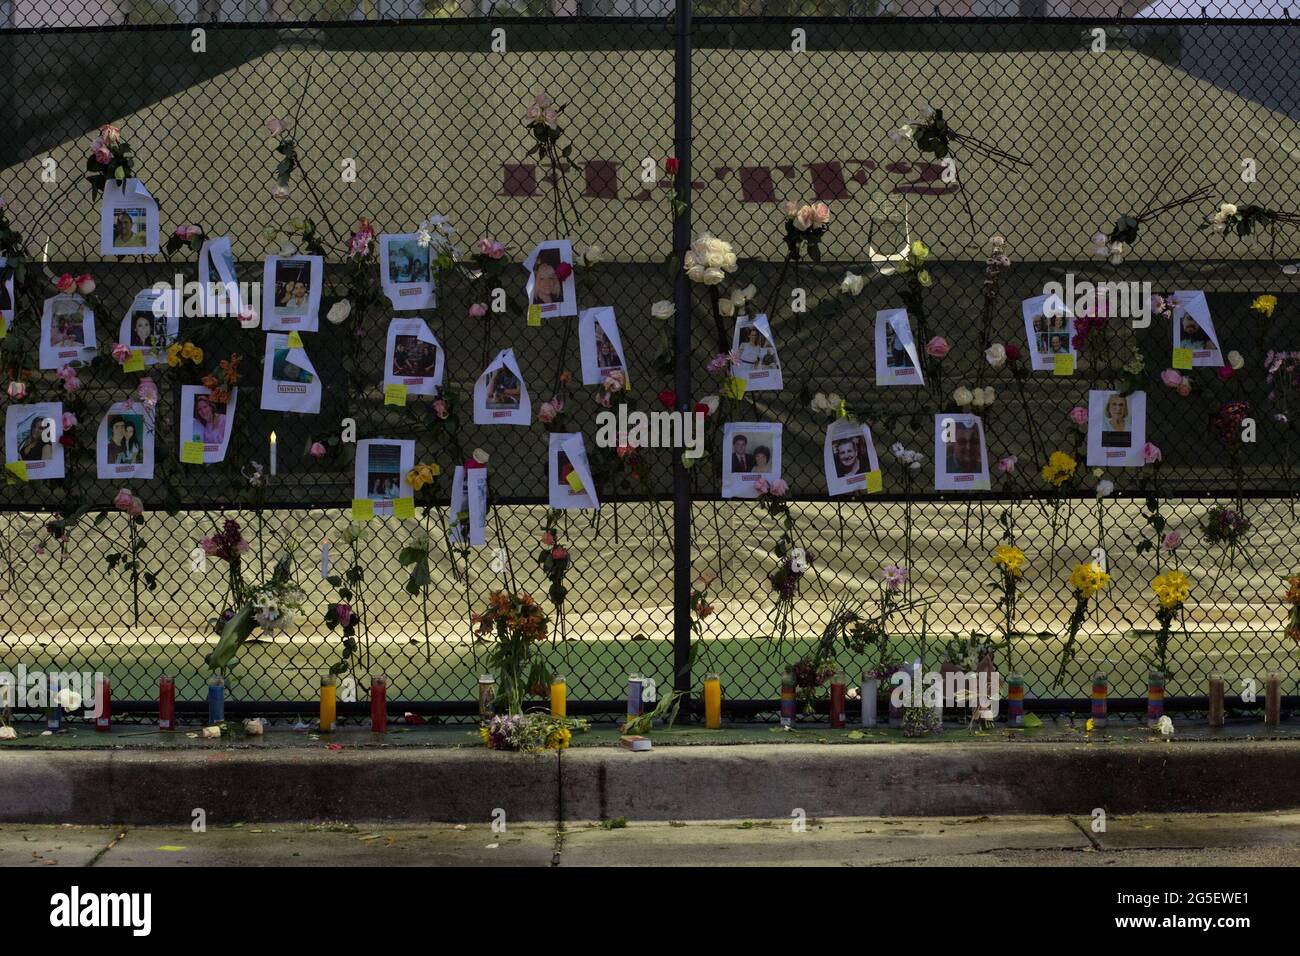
[269,431,277,476]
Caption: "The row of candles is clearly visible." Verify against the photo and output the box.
[22,671,1286,733]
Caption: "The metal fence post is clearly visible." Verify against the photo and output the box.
[671,0,694,715]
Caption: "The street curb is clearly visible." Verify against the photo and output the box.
[3,743,1299,824]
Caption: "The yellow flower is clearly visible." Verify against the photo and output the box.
[1251,294,1277,319]
[182,344,204,364]
[1152,570,1190,610]
[1085,717,1094,733]
[1041,451,1077,487]
[546,726,572,750]
[166,343,182,367]
[478,725,490,745]
[991,544,1026,577]
[1069,561,1112,600]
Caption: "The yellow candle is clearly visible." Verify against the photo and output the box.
[550,676,567,718]
[319,675,337,732]
[704,674,722,729]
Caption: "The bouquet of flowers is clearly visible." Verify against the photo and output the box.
[780,200,831,261]
[1204,201,1300,239]
[536,514,572,639]
[473,591,549,715]
[85,124,135,197]
[1285,575,1300,645]
[890,107,1028,168]
[1201,505,1250,546]
[991,542,1026,647]
[1092,174,1213,262]
[1054,561,1112,688]
[206,548,303,672]
[1040,450,1078,489]
[479,712,588,753]
[1149,570,1191,676]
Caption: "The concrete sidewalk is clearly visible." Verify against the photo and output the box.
[3,739,1300,824]
[7,813,1300,867]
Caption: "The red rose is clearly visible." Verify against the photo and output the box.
[657,389,676,409]
[694,401,710,416]
[554,262,573,281]
[1005,343,1022,361]
[58,434,74,448]
[665,156,680,175]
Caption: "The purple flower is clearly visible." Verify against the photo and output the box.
[882,564,908,591]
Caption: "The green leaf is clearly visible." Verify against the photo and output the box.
[205,604,257,671]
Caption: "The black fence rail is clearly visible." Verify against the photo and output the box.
[1,6,1299,721]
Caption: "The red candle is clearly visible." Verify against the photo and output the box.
[370,677,387,733]
[95,677,111,732]
[159,675,175,731]
[829,674,846,729]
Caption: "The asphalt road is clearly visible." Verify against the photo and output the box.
[7,812,1300,866]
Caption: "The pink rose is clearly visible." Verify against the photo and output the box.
[271,184,290,201]
[753,477,769,496]
[54,273,76,294]
[525,104,542,124]
[554,262,573,281]
[542,108,559,129]
[335,602,355,628]
[57,367,81,392]
[112,343,132,363]
[538,401,559,424]
[265,117,288,136]
[137,378,159,406]
[93,146,112,165]
[1177,381,1192,397]
[996,455,1017,474]
[1160,369,1183,389]
[6,381,26,399]
[309,442,326,460]
[1069,406,1089,426]
[925,336,950,359]
[468,302,488,318]
[541,532,556,547]
[1216,365,1234,381]
[1142,442,1162,464]
[61,412,77,430]
[475,237,505,259]
[1161,531,1183,550]
[795,201,830,230]
[769,478,789,496]
[128,496,144,518]
[76,274,95,295]
[238,307,258,329]
[112,487,134,511]
[780,200,799,217]
[98,124,121,146]
[174,224,200,241]
[432,399,449,420]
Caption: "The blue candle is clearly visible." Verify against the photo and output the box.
[207,675,225,724]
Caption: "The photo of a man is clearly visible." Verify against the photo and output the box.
[392,335,439,379]
[945,421,984,475]
[730,434,752,473]
[113,208,149,249]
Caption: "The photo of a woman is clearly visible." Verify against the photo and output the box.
[116,420,142,464]
[1100,392,1131,449]
[18,416,53,462]
[751,445,773,474]
[530,249,563,306]
[737,326,777,372]
[274,261,312,313]
[130,311,158,348]
[192,394,227,445]
[1179,313,1210,351]
[833,437,867,478]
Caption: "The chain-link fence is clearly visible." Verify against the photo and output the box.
[1,4,1298,719]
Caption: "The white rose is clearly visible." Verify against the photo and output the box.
[976,387,996,407]
[952,386,973,406]
[1227,350,1244,370]
[810,393,828,412]
[651,300,674,320]
[733,283,756,304]
[202,725,222,739]
[984,343,1006,368]
[839,272,865,295]
[55,688,83,711]
[243,718,266,736]
[1096,479,1114,498]
[0,726,16,740]
[1220,203,1237,217]
[1156,715,1174,736]
[326,300,352,324]
[718,296,735,317]
[578,243,604,265]
[699,395,720,416]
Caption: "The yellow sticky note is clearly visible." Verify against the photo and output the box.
[0,319,7,340]
[527,304,542,327]
[181,441,205,464]
[566,470,584,492]
[1053,353,1074,376]
[286,331,304,349]
[722,375,746,400]
[393,497,415,519]
[157,845,187,852]
[122,351,146,373]
[384,383,407,407]
[1172,347,1194,370]
[865,469,883,494]
[351,498,375,521]
[5,460,28,481]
